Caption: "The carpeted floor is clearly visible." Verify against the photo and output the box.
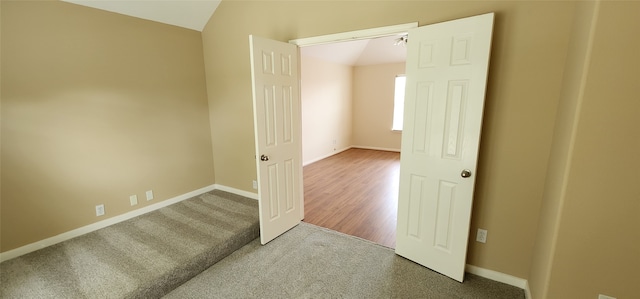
[2,190,524,299]
[0,190,259,299]
[165,222,525,299]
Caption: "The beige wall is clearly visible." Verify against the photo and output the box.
[543,1,640,298]
[3,1,634,297]
[300,55,353,165]
[528,1,599,297]
[1,1,215,252]
[301,57,404,164]
[352,63,404,151]
[202,0,576,278]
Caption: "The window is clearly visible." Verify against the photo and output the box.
[392,75,406,131]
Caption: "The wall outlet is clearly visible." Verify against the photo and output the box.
[252,180,258,189]
[129,195,138,206]
[598,294,616,299]
[476,229,487,243]
[146,190,154,201]
[95,204,105,217]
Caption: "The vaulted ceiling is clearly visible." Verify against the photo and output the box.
[301,35,407,66]
[61,0,221,32]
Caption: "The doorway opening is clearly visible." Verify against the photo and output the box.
[295,31,410,248]
[254,13,494,282]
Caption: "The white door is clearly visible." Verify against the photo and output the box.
[249,35,304,245]
[395,13,494,282]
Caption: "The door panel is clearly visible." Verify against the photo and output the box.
[395,13,494,282]
[250,35,303,245]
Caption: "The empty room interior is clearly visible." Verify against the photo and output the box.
[300,35,405,249]
[1,1,639,299]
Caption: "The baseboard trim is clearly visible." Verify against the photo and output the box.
[213,184,258,200]
[525,280,532,299]
[465,264,531,299]
[351,145,401,152]
[303,146,352,166]
[303,146,401,166]
[0,183,248,263]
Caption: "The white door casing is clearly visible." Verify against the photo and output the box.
[249,35,303,245]
[395,13,494,282]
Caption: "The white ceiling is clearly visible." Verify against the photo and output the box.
[62,0,221,32]
[301,35,407,66]
[61,0,405,65]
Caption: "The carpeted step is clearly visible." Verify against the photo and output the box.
[0,190,259,298]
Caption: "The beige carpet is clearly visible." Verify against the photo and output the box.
[0,190,259,299]
[165,222,525,299]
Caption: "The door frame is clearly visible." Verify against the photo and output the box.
[254,16,496,284]
[289,22,418,47]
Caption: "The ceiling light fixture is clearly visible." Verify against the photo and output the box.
[394,35,408,46]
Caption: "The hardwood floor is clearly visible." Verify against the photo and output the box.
[303,148,400,248]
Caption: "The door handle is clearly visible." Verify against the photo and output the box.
[260,154,269,161]
[461,169,472,178]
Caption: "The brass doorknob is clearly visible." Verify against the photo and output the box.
[260,155,269,161]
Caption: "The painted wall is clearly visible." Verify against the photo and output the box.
[300,55,353,165]
[543,2,640,298]
[528,1,598,297]
[352,63,404,151]
[1,1,215,252]
[1,1,635,297]
[301,57,403,165]
[202,0,576,279]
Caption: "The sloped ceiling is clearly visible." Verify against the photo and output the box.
[61,0,221,32]
[61,1,405,65]
[301,35,407,66]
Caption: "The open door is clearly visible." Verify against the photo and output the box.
[249,35,303,245]
[395,13,494,282]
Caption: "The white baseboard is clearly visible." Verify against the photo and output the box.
[213,184,258,200]
[465,264,531,299]
[0,183,256,263]
[351,145,401,152]
[302,145,401,166]
[524,280,532,299]
[303,146,352,166]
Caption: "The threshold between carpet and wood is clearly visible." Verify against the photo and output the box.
[303,148,401,248]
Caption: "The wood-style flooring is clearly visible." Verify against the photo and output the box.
[303,148,400,248]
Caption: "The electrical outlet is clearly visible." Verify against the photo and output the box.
[598,294,616,299]
[252,180,258,189]
[129,195,138,206]
[95,204,105,217]
[146,190,154,201]
[476,229,487,243]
